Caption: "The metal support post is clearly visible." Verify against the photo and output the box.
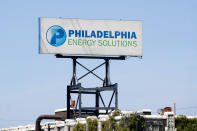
[79,90,82,117]
[67,86,71,119]
[70,58,77,86]
[95,90,99,116]
[103,59,111,86]
[115,85,118,109]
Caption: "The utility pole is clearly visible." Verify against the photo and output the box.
[174,103,176,116]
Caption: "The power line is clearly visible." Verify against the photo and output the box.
[0,118,34,122]
[177,106,197,110]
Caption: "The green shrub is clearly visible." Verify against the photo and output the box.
[73,122,85,131]
[87,118,98,131]
[176,115,197,131]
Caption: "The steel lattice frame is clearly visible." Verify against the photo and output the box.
[56,54,125,118]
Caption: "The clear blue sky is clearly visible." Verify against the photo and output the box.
[0,0,197,128]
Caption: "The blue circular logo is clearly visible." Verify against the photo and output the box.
[46,25,66,47]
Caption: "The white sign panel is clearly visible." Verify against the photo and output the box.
[39,18,142,56]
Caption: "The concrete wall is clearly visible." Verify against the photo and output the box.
[1,111,176,131]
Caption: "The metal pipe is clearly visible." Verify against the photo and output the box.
[35,115,64,131]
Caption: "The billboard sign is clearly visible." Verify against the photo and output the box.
[39,18,142,56]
